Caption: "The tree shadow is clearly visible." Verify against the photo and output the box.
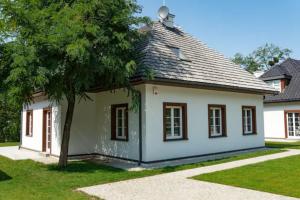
[266,142,300,149]
[47,160,125,173]
[0,170,12,181]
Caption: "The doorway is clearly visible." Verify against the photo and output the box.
[43,108,52,153]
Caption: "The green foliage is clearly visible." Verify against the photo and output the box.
[0,0,149,103]
[0,0,150,159]
[232,43,292,73]
[0,42,21,142]
[0,94,20,142]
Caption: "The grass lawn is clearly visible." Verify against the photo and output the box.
[0,149,282,200]
[266,141,300,149]
[0,142,19,147]
[194,155,300,198]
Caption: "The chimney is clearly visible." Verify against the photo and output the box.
[163,13,175,28]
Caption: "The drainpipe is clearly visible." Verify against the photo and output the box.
[19,109,23,150]
[138,91,143,166]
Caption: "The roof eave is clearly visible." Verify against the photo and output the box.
[264,98,300,104]
[132,77,277,95]
[260,75,292,81]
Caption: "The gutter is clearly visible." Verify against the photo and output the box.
[89,77,277,95]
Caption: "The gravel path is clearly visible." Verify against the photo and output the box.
[78,149,300,200]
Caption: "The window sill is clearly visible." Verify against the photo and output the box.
[111,138,128,142]
[25,135,33,137]
[243,133,257,136]
[164,138,188,142]
[209,135,227,139]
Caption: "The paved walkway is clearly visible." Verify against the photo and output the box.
[78,149,300,200]
[0,146,58,164]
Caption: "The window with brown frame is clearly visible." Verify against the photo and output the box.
[208,105,226,138]
[163,102,188,141]
[111,104,128,141]
[26,110,33,137]
[242,106,257,135]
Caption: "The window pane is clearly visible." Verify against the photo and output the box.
[166,108,171,117]
[210,109,213,119]
[118,118,123,127]
[210,126,215,134]
[174,127,181,136]
[247,110,251,117]
[209,117,214,126]
[173,108,180,118]
[295,113,300,136]
[174,117,180,127]
[118,128,123,136]
[215,117,220,126]
[216,125,221,134]
[247,117,251,126]
[118,109,123,118]
[215,109,220,118]
[166,127,171,136]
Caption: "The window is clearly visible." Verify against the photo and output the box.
[242,106,257,135]
[111,104,128,141]
[26,110,33,137]
[169,47,190,61]
[286,112,300,137]
[208,105,226,138]
[266,80,281,92]
[163,103,187,141]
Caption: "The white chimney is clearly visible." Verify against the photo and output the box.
[163,13,175,28]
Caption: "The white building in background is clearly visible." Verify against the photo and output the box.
[20,8,275,164]
[261,58,300,140]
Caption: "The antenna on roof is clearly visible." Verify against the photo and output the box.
[158,6,169,20]
[157,5,175,28]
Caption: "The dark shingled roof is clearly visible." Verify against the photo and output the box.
[262,58,300,103]
[260,58,300,80]
[134,22,275,94]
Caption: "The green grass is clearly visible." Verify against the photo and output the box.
[0,149,282,200]
[0,142,19,147]
[266,141,300,149]
[194,155,300,198]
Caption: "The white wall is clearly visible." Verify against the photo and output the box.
[21,100,61,155]
[264,102,300,139]
[64,86,145,160]
[143,84,265,162]
[22,84,266,162]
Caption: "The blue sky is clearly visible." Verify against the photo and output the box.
[137,0,300,59]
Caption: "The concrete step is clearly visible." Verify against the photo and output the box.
[39,152,51,157]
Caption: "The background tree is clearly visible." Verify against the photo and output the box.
[232,43,292,73]
[0,42,21,142]
[0,0,149,167]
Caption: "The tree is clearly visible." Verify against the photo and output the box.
[232,43,292,73]
[0,0,149,167]
[0,42,21,142]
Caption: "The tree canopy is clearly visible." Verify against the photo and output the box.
[232,43,292,73]
[0,0,149,167]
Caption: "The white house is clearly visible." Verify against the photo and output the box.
[20,9,275,164]
[261,58,300,140]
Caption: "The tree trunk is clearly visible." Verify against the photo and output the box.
[58,93,75,168]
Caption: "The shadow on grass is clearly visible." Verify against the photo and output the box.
[266,142,300,149]
[47,160,124,173]
[0,170,12,181]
